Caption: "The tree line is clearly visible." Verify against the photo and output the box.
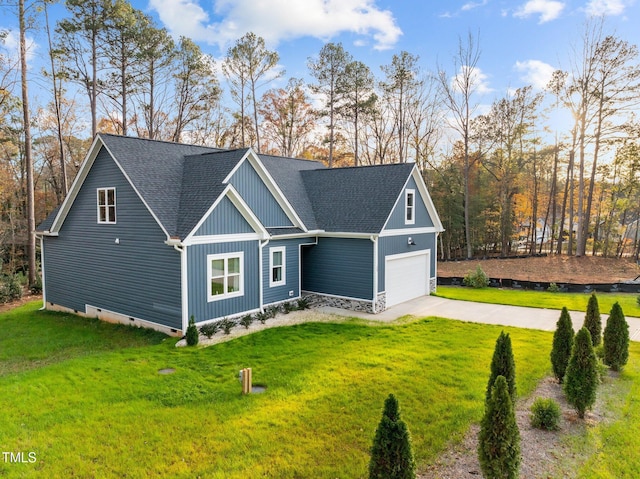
[1,1,640,283]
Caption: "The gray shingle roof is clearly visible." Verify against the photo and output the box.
[302,163,415,233]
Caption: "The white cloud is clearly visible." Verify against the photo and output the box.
[585,0,628,16]
[451,65,494,95]
[0,29,37,69]
[514,59,556,89]
[514,0,565,23]
[149,0,402,51]
[462,0,489,11]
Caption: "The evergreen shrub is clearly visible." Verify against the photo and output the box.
[486,331,516,404]
[550,307,574,383]
[603,302,629,371]
[564,328,598,418]
[199,322,220,339]
[463,265,490,288]
[584,293,602,346]
[530,397,561,431]
[186,316,199,346]
[368,394,416,479]
[478,375,520,479]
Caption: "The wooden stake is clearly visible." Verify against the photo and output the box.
[242,368,252,394]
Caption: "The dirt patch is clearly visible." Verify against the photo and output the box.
[0,291,42,313]
[438,256,640,284]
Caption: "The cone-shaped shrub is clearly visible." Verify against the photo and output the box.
[369,394,416,479]
[584,293,602,347]
[185,315,199,346]
[551,307,574,383]
[478,375,521,479]
[564,328,598,418]
[603,302,629,371]
[486,331,516,404]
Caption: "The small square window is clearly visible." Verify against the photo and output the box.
[97,187,116,224]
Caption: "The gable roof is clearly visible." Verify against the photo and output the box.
[302,163,416,233]
[39,134,440,240]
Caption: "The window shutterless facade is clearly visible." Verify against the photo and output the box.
[269,246,286,287]
[97,187,117,224]
[405,189,415,225]
[207,252,244,301]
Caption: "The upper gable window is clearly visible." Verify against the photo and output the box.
[269,247,286,287]
[208,252,244,302]
[405,189,415,225]
[97,188,117,224]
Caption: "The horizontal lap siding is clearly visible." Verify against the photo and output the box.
[385,177,434,230]
[229,161,292,227]
[43,148,182,329]
[187,241,260,322]
[378,233,436,293]
[302,237,373,300]
[263,238,316,304]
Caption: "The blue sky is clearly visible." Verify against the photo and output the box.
[2,0,639,118]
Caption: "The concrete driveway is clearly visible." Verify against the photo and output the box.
[318,295,640,342]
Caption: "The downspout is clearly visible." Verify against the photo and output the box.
[169,240,189,334]
[371,235,378,313]
[259,238,269,312]
[37,234,46,310]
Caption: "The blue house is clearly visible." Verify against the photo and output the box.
[37,134,444,335]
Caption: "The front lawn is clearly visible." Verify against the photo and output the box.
[435,285,640,316]
[0,301,552,478]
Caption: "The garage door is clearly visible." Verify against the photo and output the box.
[385,250,430,307]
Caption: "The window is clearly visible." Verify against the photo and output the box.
[405,189,415,225]
[207,252,244,301]
[269,247,286,287]
[97,187,117,224]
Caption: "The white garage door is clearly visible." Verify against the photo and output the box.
[385,250,430,308]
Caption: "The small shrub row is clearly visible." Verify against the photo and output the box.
[189,298,312,344]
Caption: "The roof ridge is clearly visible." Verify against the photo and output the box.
[98,132,219,151]
[307,162,414,172]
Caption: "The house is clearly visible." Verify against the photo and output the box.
[36,134,444,336]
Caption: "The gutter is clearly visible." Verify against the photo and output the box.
[165,237,189,333]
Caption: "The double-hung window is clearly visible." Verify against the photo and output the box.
[405,189,415,225]
[269,247,286,287]
[97,187,117,224]
[207,252,244,301]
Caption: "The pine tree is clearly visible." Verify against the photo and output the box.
[186,315,199,346]
[478,375,521,479]
[486,331,516,404]
[369,394,416,479]
[603,302,629,371]
[551,307,574,382]
[564,328,598,418]
[584,293,602,346]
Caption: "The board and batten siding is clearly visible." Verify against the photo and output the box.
[262,237,316,305]
[384,176,434,230]
[378,233,436,293]
[43,147,182,329]
[302,237,374,300]
[193,196,254,236]
[187,240,260,322]
[227,160,292,228]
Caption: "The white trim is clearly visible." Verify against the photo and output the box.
[222,148,308,231]
[315,231,378,239]
[269,246,286,287]
[97,187,117,224]
[180,245,189,332]
[385,249,430,261]
[379,226,441,237]
[40,236,46,306]
[183,184,268,243]
[185,233,261,245]
[270,230,324,239]
[207,252,245,302]
[405,189,415,225]
[298,239,318,298]
[259,239,269,311]
[371,235,378,314]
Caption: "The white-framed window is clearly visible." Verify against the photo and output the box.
[405,189,415,225]
[97,187,117,224]
[207,252,244,302]
[269,246,286,287]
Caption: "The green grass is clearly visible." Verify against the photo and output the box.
[435,286,640,316]
[0,301,551,478]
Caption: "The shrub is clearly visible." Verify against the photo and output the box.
[283,301,295,314]
[220,318,236,335]
[297,297,310,310]
[584,293,602,347]
[0,275,23,304]
[564,328,598,419]
[603,302,629,371]
[550,307,574,383]
[199,322,220,339]
[530,397,561,431]
[255,311,269,324]
[478,375,520,479]
[30,274,43,294]
[463,265,489,289]
[486,331,516,405]
[368,394,416,479]
[267,305,280,318]
[185,316,199,346]
[239,314,254,329]
[547,282,560,293]
[637,295,640,307]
